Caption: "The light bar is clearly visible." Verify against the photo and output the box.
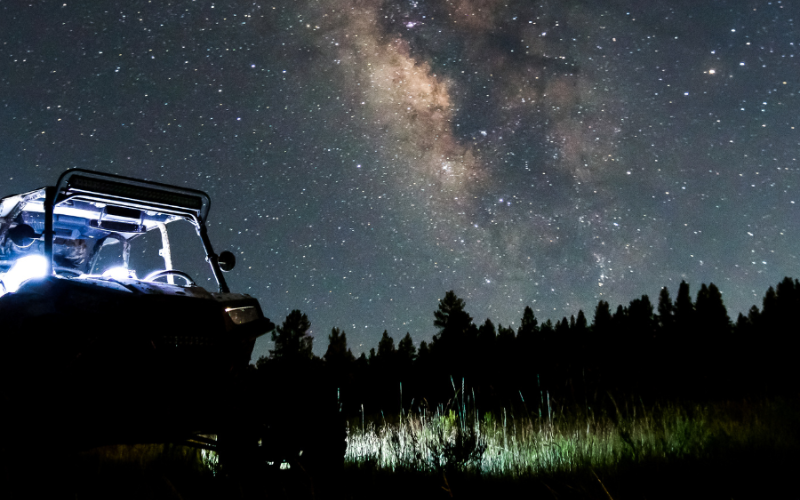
[69,175,203,211]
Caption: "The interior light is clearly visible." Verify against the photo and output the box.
[1,255,48,293]
[102,267,136,280]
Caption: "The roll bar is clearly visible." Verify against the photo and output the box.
[43,169,230,293]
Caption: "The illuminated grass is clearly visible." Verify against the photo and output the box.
[345,394,796,477]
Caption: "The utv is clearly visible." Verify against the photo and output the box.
[0,169,344,480]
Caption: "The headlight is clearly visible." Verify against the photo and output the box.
[102,267,137,280]
[225,306,259,325]
[0,255,48,294]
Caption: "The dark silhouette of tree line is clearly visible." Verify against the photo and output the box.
[254,277,800,417]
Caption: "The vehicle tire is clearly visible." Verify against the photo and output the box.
[295,409,347,494]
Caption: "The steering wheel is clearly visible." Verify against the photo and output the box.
[144,269,196,286]
[54,266,84,277]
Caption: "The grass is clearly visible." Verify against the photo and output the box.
[4,392,796,499]
[345,389,799,478]
[341,391,799,499]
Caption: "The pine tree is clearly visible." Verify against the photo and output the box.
[432,291,476,350]
[431,290,477,379]
[694,283,731,395]
[592,300,612,333]
[589,300,612,381]
[657,287,674,331]
[573,309,589,366]
[476,318,497,381]
[495,324,516,378]
[555,317,570,336]
[416,340,430,364]
[323,327,355,366]
[415,340,432,374]
[695,283,730,335]
[478,318,497,346]
[376,330,396,361]
[575,310,588,331]
[628,295,655,338]
[270,309,314,362]
[396,332,417,381]
[515,306,539,380]
[397,332,417,364]
[654,287,674,391]
[675,280,694,328]
[518,306,539,337]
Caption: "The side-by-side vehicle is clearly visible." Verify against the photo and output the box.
[0,169,344,478]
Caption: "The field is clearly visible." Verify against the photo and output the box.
[6,393,796,499]
[347,393,798,475]
[343,392,799,498]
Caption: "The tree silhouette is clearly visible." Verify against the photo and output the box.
[591,299,612,334]
[692,283,731,394]
[518,306,539,338]
[653,287,674,392]
[397,333,417,369]
[515,307,539,389]
[475,318,497,385]
[657,287,674,332]
[432,291,476,350]
[695,283,730,334]
[323,276,800,412]
[753,277,799,393]
[555,317,570,337]
[627,295,655,392]
[414,340,433,392]
[628,295,655,339]
[590,300,612,367]
[416,340,431,367]
[322,327,355,414]
[674,280,694,330]
[572,309,589,374]
[478,318,496,349]
[270,309,314,362]
[431,290,477,380]
[323,327,355,368]
[376,330,396,361]
[496,323,515,360]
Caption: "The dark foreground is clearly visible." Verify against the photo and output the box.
[1,443,797,499]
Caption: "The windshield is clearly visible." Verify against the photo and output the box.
[0,201,215,294]
[90,219,214,285]
[0,170,227,294]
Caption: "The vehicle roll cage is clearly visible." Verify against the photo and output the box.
[40,169,230,293]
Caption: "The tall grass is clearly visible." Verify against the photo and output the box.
[70,392,796,482]
[345,387,797,477]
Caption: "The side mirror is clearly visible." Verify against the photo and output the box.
[218,250,236,272]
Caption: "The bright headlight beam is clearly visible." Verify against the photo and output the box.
[1,255,48,293]
[102,266,134,280]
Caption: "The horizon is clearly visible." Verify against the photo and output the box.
[263,276,783,359]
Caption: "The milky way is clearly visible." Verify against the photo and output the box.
[1,1,798,358]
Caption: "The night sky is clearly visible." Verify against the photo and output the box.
[1,0,798,359]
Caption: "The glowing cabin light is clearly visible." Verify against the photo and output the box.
[1,255,48,293]
[102,267,136,280]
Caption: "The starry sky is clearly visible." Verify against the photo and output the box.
[1,0,798,359]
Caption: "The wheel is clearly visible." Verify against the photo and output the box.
[295,409,347,485]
